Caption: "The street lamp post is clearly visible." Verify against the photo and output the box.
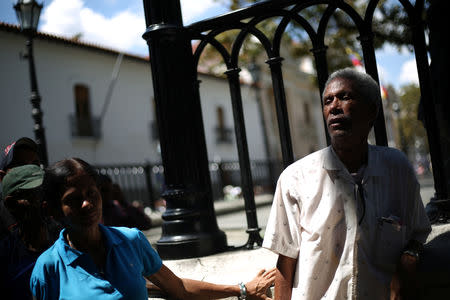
[248,62,275,192]
[14,0,48,166]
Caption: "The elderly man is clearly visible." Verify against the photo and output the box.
[262,68,431,299]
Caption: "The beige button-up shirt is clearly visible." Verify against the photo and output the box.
[263,145,431,299]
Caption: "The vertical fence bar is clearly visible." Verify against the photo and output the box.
[266,56,294,168]
[359,33,388,146]
[252,77,276,191]
[224,67,263,249]
[411,6,450,221]
[311,45,331,145]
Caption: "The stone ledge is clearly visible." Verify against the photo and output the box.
[419,223,450,298]
[148,224,450,299]
[149,247,277,300]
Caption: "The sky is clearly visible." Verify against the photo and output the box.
[1,0,418,90]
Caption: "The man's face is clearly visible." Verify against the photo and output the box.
[323,78,376,145]
[4,188,42,222]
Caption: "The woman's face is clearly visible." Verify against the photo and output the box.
[60,171,102,229]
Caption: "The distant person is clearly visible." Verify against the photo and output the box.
[97,174,129,227]
[0,165,54,300]
[263,68,431,299]
[98,174,152,230]
[31,158,275,300]
[111,182,152,230]
[0,137,40,239]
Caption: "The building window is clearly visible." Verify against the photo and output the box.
[215,106,233,143]
[70,84,100,138]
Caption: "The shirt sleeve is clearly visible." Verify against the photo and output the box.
[30,260,55,300]
[30,277,49,300]
[262,170,302,259]
[137,230,163,276]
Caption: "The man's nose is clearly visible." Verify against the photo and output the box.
[81,199,92,209]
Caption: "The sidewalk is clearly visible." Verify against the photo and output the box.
[147,194,274,228]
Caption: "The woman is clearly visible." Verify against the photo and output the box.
[30,158,275,300]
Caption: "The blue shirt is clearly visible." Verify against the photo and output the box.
[30,225,162,300]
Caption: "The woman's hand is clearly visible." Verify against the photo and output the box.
[246,268,276,300]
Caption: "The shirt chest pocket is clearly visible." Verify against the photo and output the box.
[375,219,406,272]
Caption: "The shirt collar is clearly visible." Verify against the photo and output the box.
[98,223,123,248]
[323,144,382,178]
[56,228,84,266]
[323,146,345,171]
[56,224,123,266]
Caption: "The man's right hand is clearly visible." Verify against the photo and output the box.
[274,254,297,300]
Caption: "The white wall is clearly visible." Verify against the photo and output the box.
[199,75,268,162]
[0,30,157,164]
[0,29,268,165]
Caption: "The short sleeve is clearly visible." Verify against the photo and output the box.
[30,259,57,300]
[30,277,49,300]
[137,230,162,276]
[262,170,302,259]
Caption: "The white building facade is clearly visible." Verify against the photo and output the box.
[0,22,325,168]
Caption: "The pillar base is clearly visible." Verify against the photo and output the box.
[426,197,450,224]
[156,230,228,260]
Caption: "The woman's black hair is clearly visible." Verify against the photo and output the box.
[43,158,98,219]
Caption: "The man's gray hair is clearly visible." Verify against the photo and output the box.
[323,67,381,115]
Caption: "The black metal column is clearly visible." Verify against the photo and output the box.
[249,63,275,191]
[266,56,294,168]
[26,37,48,166]
[225,67,263,249]
[359,33,388,147]
[423,0,450,222]
[311,45,331,145]
[142,0,227,259]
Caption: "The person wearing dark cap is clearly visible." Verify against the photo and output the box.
[0,137,41,239]
[0,165,53,300]
[0,137,40,176]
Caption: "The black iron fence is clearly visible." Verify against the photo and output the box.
[94,160,282,209]
[141,0,448,258]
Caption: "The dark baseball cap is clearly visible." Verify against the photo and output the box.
[0,137,38,171]
[2,164,44,199]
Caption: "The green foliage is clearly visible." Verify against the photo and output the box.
[397,84,428,156]
[206,0,424,71]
